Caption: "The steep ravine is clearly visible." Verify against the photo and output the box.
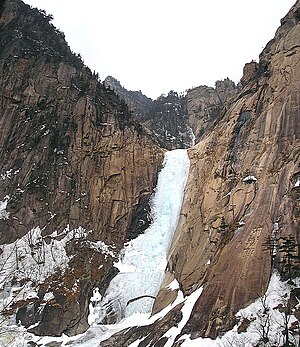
[105,76,239,151]
[104,77,195,150]
[0,0,299,346]
[100,1,300,345]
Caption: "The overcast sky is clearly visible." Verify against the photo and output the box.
[24,0,295,99]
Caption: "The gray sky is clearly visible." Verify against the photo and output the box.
[24,0,295,99]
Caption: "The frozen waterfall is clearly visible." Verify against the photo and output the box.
[90,149,190,324]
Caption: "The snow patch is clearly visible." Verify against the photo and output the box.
[43,292,55,302]
[187,126,196,146]
[242,175,257,183]
[114,260,136,273]
[0,226,71,289]
[87,240,116,258]
[167,278,180,291]
[0,195,10,219]
[0,169,19,180]
[163,287,203,347]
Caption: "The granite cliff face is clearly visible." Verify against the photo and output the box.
[187,78,239,143]
[140,91,194,149]
[101,1,300,345]
[104,76,152,119]
[154,0,300,338]
[0,0,164,337]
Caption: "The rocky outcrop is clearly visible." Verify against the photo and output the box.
[140,91,194,149]
[0,0,164,337]
[101,303,184,347]
[240,61,259,87]
[105,77,194,150]
[187,78,239,143]
[104,76,152,118]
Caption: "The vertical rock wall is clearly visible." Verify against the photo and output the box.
[187,78,239,143]
[0,0,164,336]
[153,0,300,339]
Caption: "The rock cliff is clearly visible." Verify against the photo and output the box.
[0,0,164,337]
[187,78,239,143]
[105,75,239,150]
[154,0,300,338]
[140,91,194,149]
[101,0,300,345]
[104,76,152,119]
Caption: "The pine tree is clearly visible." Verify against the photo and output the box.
[262,234,277,267]
[278,234,299,285]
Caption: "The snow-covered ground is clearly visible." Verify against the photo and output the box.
[6,271,298,347]
[0,225,115,294]
[0,225,116,346]
[178,271,299,347]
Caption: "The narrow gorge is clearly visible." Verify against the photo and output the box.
[0,0,299,346]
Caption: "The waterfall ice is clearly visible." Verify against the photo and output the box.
[90,149,190,323]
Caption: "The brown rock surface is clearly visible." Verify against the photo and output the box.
[187,78,238,143]
[240,61,259,87]
[0,0,164,336]
[153,0,300,340]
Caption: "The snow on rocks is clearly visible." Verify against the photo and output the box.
[92,149,190,323]
[0,195,10,219]
[177,271,298,347]
[4,262,298,347]
[243,176,257,183]
[0,169,20,180]
[0,225,114,292]
[85,286,202,347]
[167,278,180,291]
[242,175,257,183]
[162,287,203,347]
[0,224,115,336]
[0,224,117,346]
[87,240,116,259]
[0,225,76,289]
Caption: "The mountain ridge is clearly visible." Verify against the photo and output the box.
[105,75,239,150]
